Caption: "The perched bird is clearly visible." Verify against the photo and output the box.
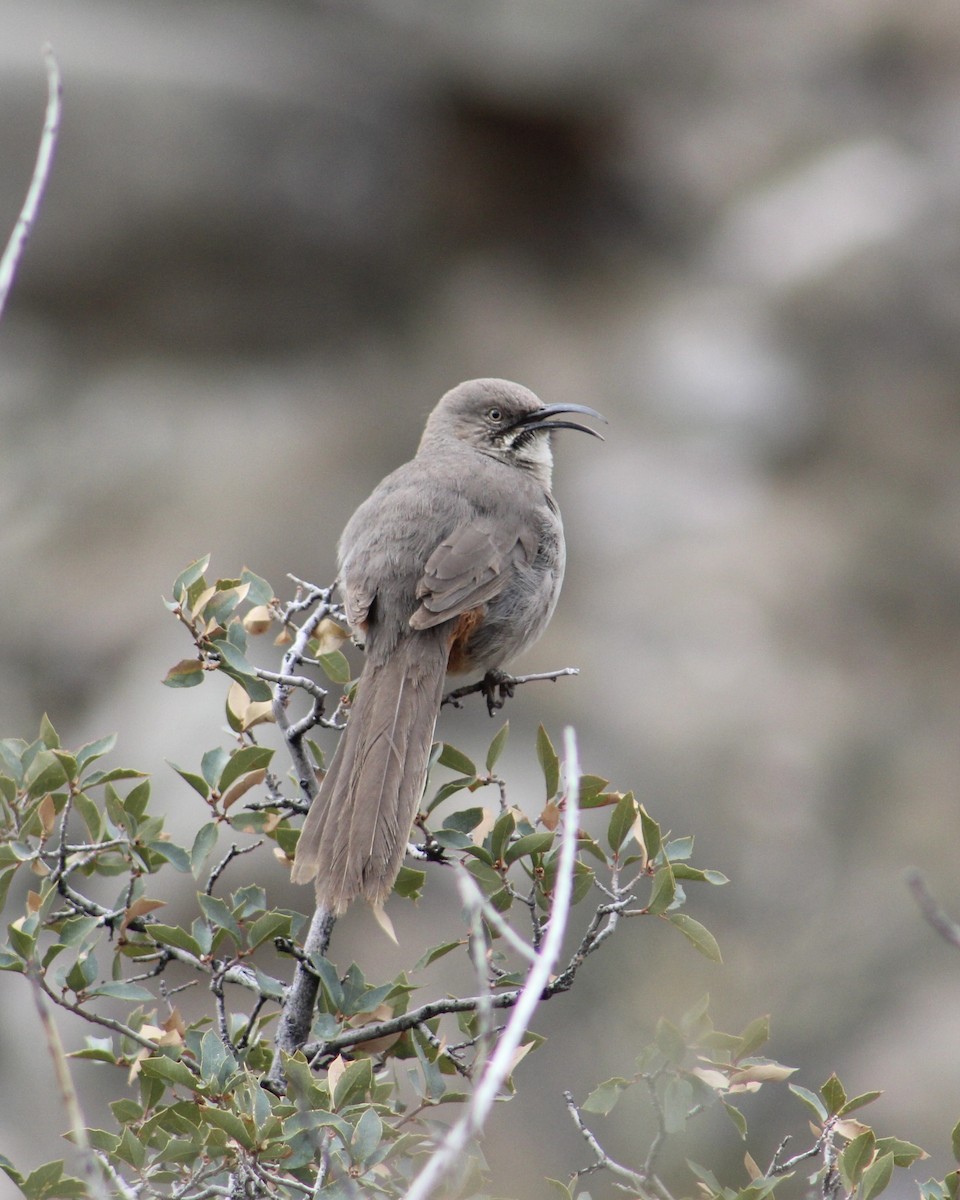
[291,378,604,913]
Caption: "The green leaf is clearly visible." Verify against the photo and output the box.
[646,864,676,916]
[735,1015,770,1062]
[655,1018,687,1064]
[536,725,560,799]
[38,714,60,749]
[486,722,509,772]
[197,894,242,943]
[490,811,516,863]
[199,1030,237,1087]
[209,638,257,680]
[148,924,203,957]
[839,1089,883,1116]
[219,745,273,794]
[840,1130,876,1191]
[821,1073,847,1116]
[413,940,466,971]
[663,835,694,861]
[0,1153,23,1187]
[172,555,211,603]
[666,913,722,962]
[351,1107,383,1167]
[82,766,148,788]
[124,779,151,820]
[505,831,555,865]
[581,1077,630,1116]
[191,823,219,876]
[20,1160,86,1200]
[65,952,99,994]
[578,775,614,808]
[139,1055,198,1089]
[167,762,210,799]
[663,1076,694,1134]
[317,650,352,685]
[76,734,118,770]
[953,1120,960,1164]
[874,1137,926,1168]
[607,792,637,853]
[51,750,77,782]
[204,1106,254,1149]
[723,1100,748,1139]
[393,866,426,900]
[163,659,205,689]
[789,1083,828,1122]
[118,1126,146,1171]
[438,743,477,778]
[240,567,274,606]
[24,751,67,798]
[638,804,661,861]
[201,747,230,790]
[862,1152,895,1200]
[89,981,155,1002]
[147,840,191,872]
[8,918,38,960]
[246,911,291,950]
[545,1180,574,1200]
[442,808,485,835]
[333,1058,373,1110]
[433,827,474,851]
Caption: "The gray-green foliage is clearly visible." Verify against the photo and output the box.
[0,561,945,1200]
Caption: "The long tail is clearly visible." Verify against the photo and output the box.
[290,632,449,914]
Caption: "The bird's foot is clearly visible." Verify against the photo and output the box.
[481,669,516,717]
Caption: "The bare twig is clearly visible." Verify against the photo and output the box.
[33,968,163,1054]
[0,46,62,322]
[905,868,960,950]
[299,893,630,1062]
[442,667,579,713]
[26,962,113,1200]
[565,1091,664,1198]
[205,840,262,896]
[470,878,539,964]
[211,966,239,1057]
[403,726,582,1200]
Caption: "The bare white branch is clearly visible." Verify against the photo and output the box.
[404,726,582,1200]
[0,46,62,322]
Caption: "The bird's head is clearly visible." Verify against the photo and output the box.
[421,378,605,486]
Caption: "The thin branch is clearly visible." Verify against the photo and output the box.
[905,868,960,950]
[472,880,539,964]
[565,1091,670,1200]
[211,966,239,1057]
[34,969,163,1053]
[300,898,627,1061]
[551,896,631,992]
[403,726,581,1200]
[26,962,113,1200]
[264,904,335,1092]
[205,840,261,896]
[442,667,580,712]
[92,1154,138,1200]
[0,46,62,322]
[767,1129,833,1176]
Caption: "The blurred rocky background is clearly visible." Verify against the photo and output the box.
[2,0,960,1196]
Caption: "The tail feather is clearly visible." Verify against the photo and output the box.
[291,633,448,913]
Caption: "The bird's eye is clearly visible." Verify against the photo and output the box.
[487,407,503,423]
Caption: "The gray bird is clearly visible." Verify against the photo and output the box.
[291,378,604,913]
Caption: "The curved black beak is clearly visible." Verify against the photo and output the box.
[508,402,607,440]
